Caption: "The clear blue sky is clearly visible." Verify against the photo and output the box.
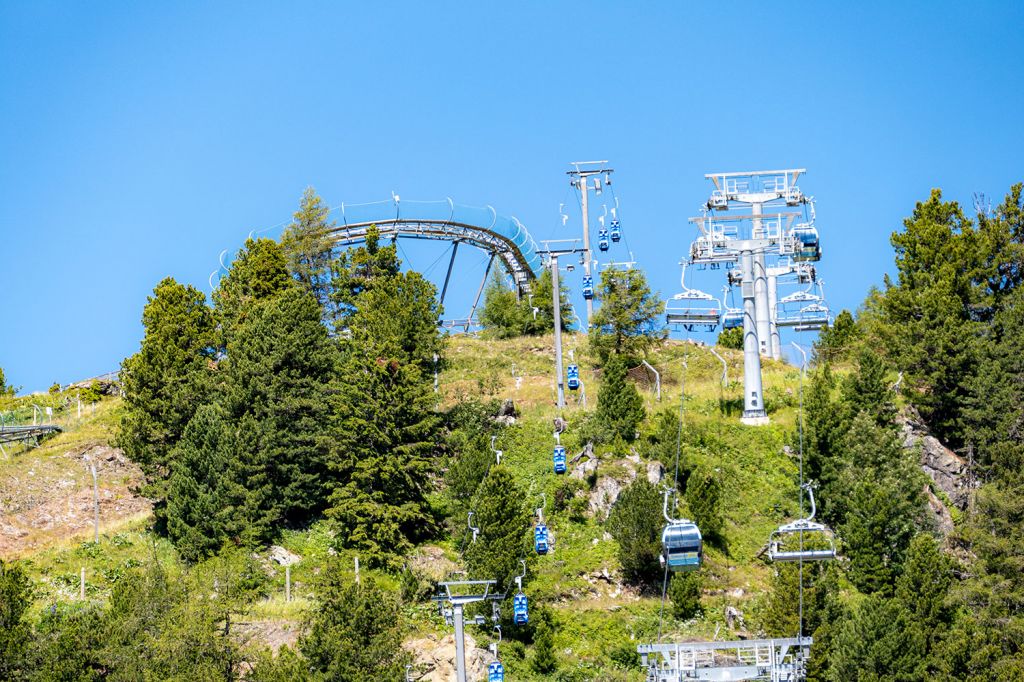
[2,1,1022,393]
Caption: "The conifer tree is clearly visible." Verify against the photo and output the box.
[119,278,216,508]
[595,355,646,442]
[588,267,666,365]
[300,564,411,679]
[281,187,335,312]
[212,237,292,342]
[841,348,895,428]
[0,366,14,397]
[531,614,557,675]
[685,467,724,542]
[479,267,571,338]
[165,405,233,562]
[669,572,703,620]
[895,534,953,656]
[828,595,926,681]
[606,478,663,588]
[329,225,401,330]
[0,560,32,679]
[463,465,531,588]
[223,286,337,537]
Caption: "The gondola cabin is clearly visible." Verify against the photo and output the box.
[609,219,622,242]
[721,309,743,329]
[534,524,550,554]
[488,661,505,682]
[661,521,703,572]
[598,229,609,252]
[513,592,529,625]
[792,225,821,262]
[566,364,580,391]
[553,445,567,474]
[582,275,594,300]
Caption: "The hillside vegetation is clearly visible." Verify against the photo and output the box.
[2,182,1023,681]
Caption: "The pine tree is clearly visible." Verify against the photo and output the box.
[531,614,557,675]
[669,572,703,620]
[329,225,401,331]
[223,286,338,538]
[595,355,646,443]
[0,366,14,397]
[300,564,411,680]
[212,237,292,343]
[326,346,438,567]
[463,465,531,588]
[480,267,571,338]
[803,364,842,493]
[716,326,743,350]
[281,187,335,312]
[813,309,861,362]
[118,278,216,513]
[895,534,953,656]
[588,267,666,365]
[606,478,663,588]
[685,468,724,542]
[828,595,926,681]
[165,405,233,562]
[841,348,895,428]
[0,560,32,679]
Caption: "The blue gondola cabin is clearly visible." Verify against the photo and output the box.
[609,219,622,242]
[513,592,529,625]
[488,661,505,682]
[582,275,594,300]
[553,445,566,474]
[566,364,580,391]
[534,524,550,554]
[661,521,703,572]
[598,229,609,252]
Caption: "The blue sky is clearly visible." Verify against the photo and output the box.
[1,1,1022,392]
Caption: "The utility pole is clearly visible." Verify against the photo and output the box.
[539,240,582,410]
[567,161,613,329]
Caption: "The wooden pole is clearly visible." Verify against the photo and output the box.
[80,566,85,599]
[285,565,291,602]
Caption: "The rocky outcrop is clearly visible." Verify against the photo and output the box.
[404,633,495,681]
[898,409,972,510]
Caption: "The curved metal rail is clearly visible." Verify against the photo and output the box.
[327,198,544,291]
[0,424,62,445]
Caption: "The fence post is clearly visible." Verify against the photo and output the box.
[286,565,291,602]
[80,566,86,599]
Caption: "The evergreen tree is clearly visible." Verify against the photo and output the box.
[595,355,646,443]
[895,534,953,657]
[0,560,32,680]
[828,595,926,682]
[326,345,438,567]
[588,267,666,365]
[223,287,338,539]
[606,479,663,588]
[165,405,233,562]
[803,364,842,492]
[668,572,703,620]
[531,614,557,675]
[212,237,292,343]
[27,604,106,682]
[281,187,335,312]
[0,366,15,397]
[479,267,571,339]
[300,565,411,680]
[462,465,531,588]
[685,468,724,542]
[118,278,216,513]
[329,225,401,331]
[841,348,895,428]
[813,309,861,362]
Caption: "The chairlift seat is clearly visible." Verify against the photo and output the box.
[785,187,804,206]
[661,521,703,572]
[768,520,836,563]
[708,190,728,210]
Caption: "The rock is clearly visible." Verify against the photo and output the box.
[725,605,744,629]
[589,476,623,519]
[268,545,301,566]
[404,633,495,681]
[570,457,599,482]
[497,399,518,418]
[925,486,955,536]
[898,409,972,509]
[625,453,641,466]
[553,416,568,434]
[646,461,664,485]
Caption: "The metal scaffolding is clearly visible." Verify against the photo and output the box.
[638,637,812,682]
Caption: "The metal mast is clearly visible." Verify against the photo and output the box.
[567,161,613,328]
[539,239,583,409]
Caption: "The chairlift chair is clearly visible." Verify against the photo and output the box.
[488,662,505,682]
[598,229,610,252]
[720,287,743,329]
[665,264,719,332]
[609,219,622,242]
[660,489,703,572]
[582,275,595,300]
[566,364,580,391]
[534,524,550,555]
[767,483,837,562]
[513,592,529,625]
[553,445,567,474]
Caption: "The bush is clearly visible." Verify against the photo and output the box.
[606,479,663,588]
[669,571,703,620]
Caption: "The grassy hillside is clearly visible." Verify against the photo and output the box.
[2,335,825,679]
